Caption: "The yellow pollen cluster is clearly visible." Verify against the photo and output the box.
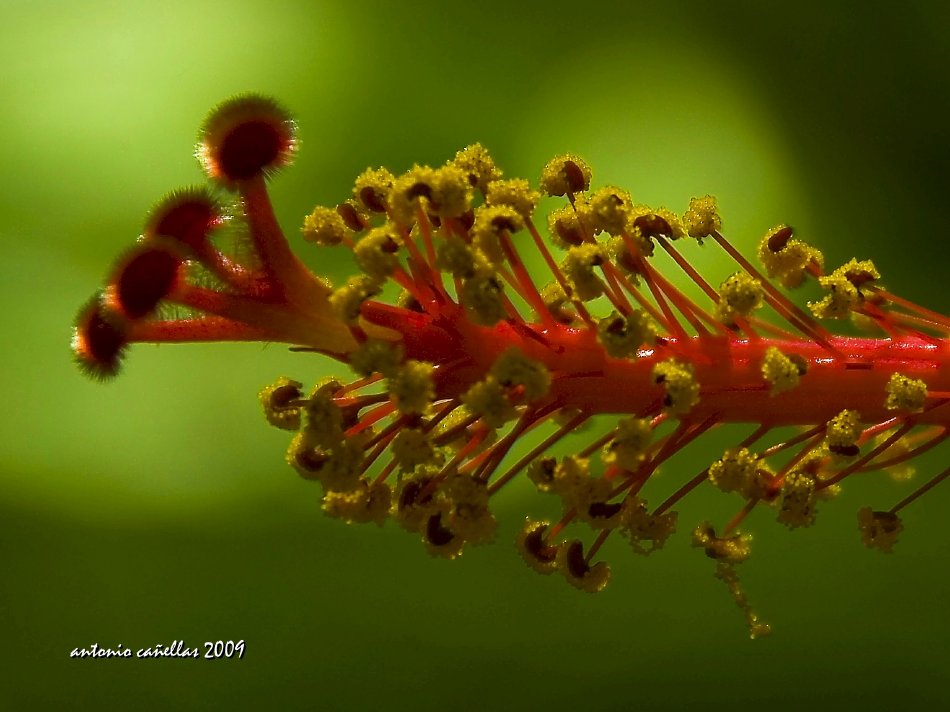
[652,358,700,416]
[809,258,880,319]
[708,448,770,500]
[761,346,807,395]
[388,360,436,415]
[596,310,656,359]
[485,178,540,219]
[682,195,721,239]
[540,153,592,197]
[825,409,863,457]
[885,372,928,413]
[857,507,903,553]
[602,417,653,470]
[716,271,764,323]
[302,206,352,246]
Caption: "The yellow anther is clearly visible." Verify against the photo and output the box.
[452,143,502,193]
[540,281,576,324]
[353,166,395,213]
[428,163,474,219]
[761,346,807,396]
[628,205,687,240]
[461,375,516,428]
[436,234,480,279]
[691,521,751,564]
[682,194,721,239]
[391,428,442,472]
[302,206,352,246]
[353,225,401,280]
[422,510,466,559]
[388,164,438,225]
[539,153,592,196]
[776,471,819,529]
[857,507,903,553]
[459,273,507,326]
[286,433,364,493]
[596,310,656,359]
[388,360,436,416]
[322,478,392,526]
[485,178,540,219]
[329,275,382,324]
[515,519,559,575]
[471,204,523,265]
[619,497,677,555]
[259,376,304,431]
[571,477,622,529]
[825,409,862,457]
[490,348,551,401]
[441,472,497,545]
[757,225,823,289]
[302,378,346,447]
[652,358,700,416]
[556,540,611,593]
[885,372,928,413]
[547,204,586,249]
[561,243,606,301]
[391,471,440,533]
[349,339,404,378]
[602,416,653,471]
[586,185,633,236]
[708,448,770,500]
[715,271,764,323]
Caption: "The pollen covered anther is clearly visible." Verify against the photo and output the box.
[808,259,879,319]
[652,359,700,416]
[682,195,721,239]
[826,409,863,457]
[557,540,611,593]
[516,519,559,575]
[562,243,606,301]
[885,372,928,413]
[259,376,304,431]
[691,522,751,564]
[353,167,395,213]
[761,346,807,395]
[758,224,823,289]
[540,153,592,196]
[857,507,903,553]
[197,94,297,187]
[452,143,502,193]
[716,271,764,324]
[302,206,352,246]
[597,310,656,359]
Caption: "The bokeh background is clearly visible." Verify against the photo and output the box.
[3,0,950,709]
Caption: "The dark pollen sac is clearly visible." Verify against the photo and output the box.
[73,299,127,379]
[114,246,182,319]
[563,540,591,578]
[217,120,285,181]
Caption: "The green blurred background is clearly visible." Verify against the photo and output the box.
[3,0,950,708]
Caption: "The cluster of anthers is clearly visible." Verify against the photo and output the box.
[73,95,950,637]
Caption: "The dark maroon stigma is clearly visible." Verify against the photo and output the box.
[74,299,127,379]
[115,246,182,319]
[216,120,286,181]
[150,193,219,250]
